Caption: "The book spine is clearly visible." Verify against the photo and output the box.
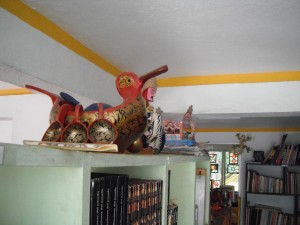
[90,178,96,225]
[99,177,105,225]
[247,169,284,194]
[103,176,111,225]
[110,176,118,225]
[116,175,127,225]
[123,175,129,225]
[90,175,108,225]
[127,184,132,225]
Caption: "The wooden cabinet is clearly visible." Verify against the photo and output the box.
[0,143,210,225]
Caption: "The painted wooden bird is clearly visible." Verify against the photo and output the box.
[26,65,168,153]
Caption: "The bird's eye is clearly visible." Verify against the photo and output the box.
[119,75,133,88]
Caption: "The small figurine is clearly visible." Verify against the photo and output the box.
[231,133,252,155]
[163,105,197,147]
[144,107,166,154]
[128,77,165,153]
[182,105,196,140]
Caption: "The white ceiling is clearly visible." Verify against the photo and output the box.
[23,0,300,76]
[8,0,300,129]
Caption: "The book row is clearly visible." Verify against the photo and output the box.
[285,171,300,195]
[90,173,163,225]
[263,145,300,165]
[128,179,163,225]
[247,170,283,194]
[167,203,178,225]
[245,204,298,225]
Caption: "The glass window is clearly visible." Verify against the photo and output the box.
[209,151,239,191]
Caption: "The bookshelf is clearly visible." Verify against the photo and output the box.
[244,162,300,225]
[0,143,210,225]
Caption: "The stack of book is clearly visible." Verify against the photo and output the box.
[247,170,283,194]
[245,204,295,225]
[127,179,163,225]
[285,170,300,194]
[90,174,163,225]
[90,173,129,225]
[263,145,300,165]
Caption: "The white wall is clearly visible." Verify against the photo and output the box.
[154,82,300,114]
[0,9,121,107]
[0,118,13,143]
[0,94,52,144]
[0,64,97,108]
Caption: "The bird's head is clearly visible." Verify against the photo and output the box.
[116,65,168,101]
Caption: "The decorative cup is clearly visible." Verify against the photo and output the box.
[42,104,73,142]
[61,104,88,143]
[88,103,118,143]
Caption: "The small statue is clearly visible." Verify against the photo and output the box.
[130,77,166,153]
[182,105,196,141]
[26,65,168,153]
[143,107,166,154]
[163,105,197,147]
[231,133,252,155]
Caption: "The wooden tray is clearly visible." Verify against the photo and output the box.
[23,140,118,152]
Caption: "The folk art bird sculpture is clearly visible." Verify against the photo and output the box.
[25,65,168,153]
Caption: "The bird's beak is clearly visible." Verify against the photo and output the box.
[139,65,168,85]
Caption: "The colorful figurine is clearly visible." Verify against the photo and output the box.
[26,65,168,153]
[144,107,166,154]
[134,77,166,154]
[163,105,197,147]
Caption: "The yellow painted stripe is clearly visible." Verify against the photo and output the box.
[0,88,32,95]
[184,127,300,132]
[157,71,300,87]
[0,0,121,77]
